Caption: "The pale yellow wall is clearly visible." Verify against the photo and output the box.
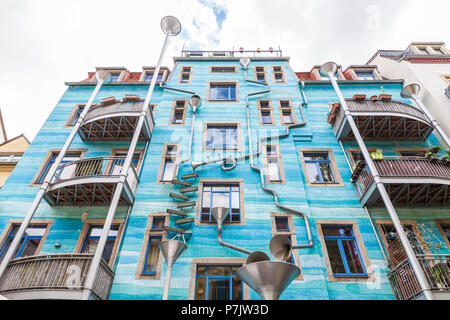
[0,136,29,154]
[0,165,15,187]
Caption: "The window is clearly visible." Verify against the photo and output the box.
[35,151,83,184]
[170,100,187,125]
[0,223,50,263]
[355,72,375,80]
[210,66,237,73]
[179,66,192,84]
[136,214,168,279]
[255,66,267,83]
[263,144,285,184]
[195,265,243,300]
[158,144,179,183]
[199,183,242,224]
[279,100,296,125]
[110,72,121,82]
[321,225,367,277]
[442,225,450,242]
[436,221,450,249]
[379,223,424,256]
[272,66,286,83]
[144,71,164,82]
[66,104,85,127]
[108,152,142,174]
[208,82,238,102]
[258,100,274,125]
[303,152,337,184]
[80,224,121,264]
[205,124,239,151]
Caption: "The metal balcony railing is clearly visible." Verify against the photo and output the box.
[44,156,139,206]
[181,49,283,58]
[352,157,450,198]
[0,254,114,300]
[388,254,450,300]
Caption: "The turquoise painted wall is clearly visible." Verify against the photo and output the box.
[1,59,448,300]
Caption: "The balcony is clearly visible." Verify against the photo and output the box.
[330,98,433,141]
[388,254,450,300]
[351,157,450,206]
[78,97,154,142]
[181,49,283,58]
[0,254,114,300]
[43,156,138,206]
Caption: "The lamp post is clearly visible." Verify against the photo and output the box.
[400,83,450,148]
[81,16,182,300]
[0,70,111,281]
[319,61,433,300]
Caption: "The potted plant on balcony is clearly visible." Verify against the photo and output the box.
[370,149,383,160]
[425,146,443,162]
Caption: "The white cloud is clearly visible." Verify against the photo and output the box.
[0,0,448,140]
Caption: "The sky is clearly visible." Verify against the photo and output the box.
[0,0,449,141]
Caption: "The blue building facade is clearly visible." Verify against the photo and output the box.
[0,50,448,300]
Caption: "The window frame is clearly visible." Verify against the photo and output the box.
[257,99,275,125]
[106,148,145,176]
[64,103,89,127]
[0,219,53,262]
[157,143,181,184]
[136,213,169,279]
[395,148,427,158]
[31,149,87,186]
[299,149,344,187]
[74,219,125,268]
[139,67,169,83]
[317,220,374,282]
[203,122,241,152]
[209,66,237,73]
[271,65,287,84]
[188,258,249,300]
[263,143,285,184]
[435,220,450,251]
[206,81,240,103]
[278,100,297,125]
[196,179,245,226]
[169,99,188,126]
[254,66,267,83]
[178,66,193,84]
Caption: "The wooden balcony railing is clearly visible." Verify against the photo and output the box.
[0,254,114,300]
[352,157,450,199]
[388,254,450,300]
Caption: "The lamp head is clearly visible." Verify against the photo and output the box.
[95,70,112,84]
[161,16,182,36]
[319,61,338,78]
[401,83,421,100]
[189,94,202,113]
[239,57,251,70]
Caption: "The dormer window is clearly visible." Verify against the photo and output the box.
[412,44,449,55]
[355,71,375,80]
[144,71,164,82]
[110,72,121,82]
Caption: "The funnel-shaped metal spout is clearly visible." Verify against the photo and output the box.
[269,234,293,261]
[319,61,338,77]
[211,206,229,225]
[401,83,421,99]
[239,57,251,70]
[160,15,182,36]
[159,239,187,267]
[246,251,271,264]
[236,261,300,300]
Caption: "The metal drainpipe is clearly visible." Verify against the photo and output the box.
[81,33,171,300]
[243,67,314,250]
[217,220,252,255]
[0,72,109,280]
[326,71,434,300]
[338,140,391,266]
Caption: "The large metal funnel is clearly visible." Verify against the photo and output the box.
[159,239,187,267]
[239,57,251,70]
[246,251,271,264]
[319,61,338,77]
[400,83,421,100]
[236,261,300,300]
[269,234,292,261]
[211,206,229,224]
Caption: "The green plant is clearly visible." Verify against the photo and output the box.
[430,263,450,287]
[370,149,383,160]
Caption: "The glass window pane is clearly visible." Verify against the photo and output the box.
[208,266,231,277]
[162,160,175,181]
[144,237,161,273]
[342,240,364,274]
[325,239,346,274]
[306,163,320,183]
[208,279,230,300]
[319,162,335,183]
[275,217,289,231]
[19,238,40,257]
[268,160,281,181]
[195,277,207,300]
[232,278,243,300]
[212,192,230,209]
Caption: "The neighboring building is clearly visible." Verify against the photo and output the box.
[0,48,448,301]
[0,108,30,188]
[368,41,450,141]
